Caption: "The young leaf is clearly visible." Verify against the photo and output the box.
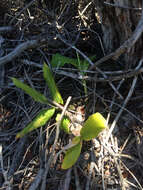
[61,141,82,169]
[12,78,48,104]
[16,108,55,138]
[80,112,107,141]
[56,113,70,134]
[43,63,63,104]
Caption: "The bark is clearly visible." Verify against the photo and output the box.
[94,1,143,66]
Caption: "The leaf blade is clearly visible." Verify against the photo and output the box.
[43,63,63,104]
[16,108,55,138]
[51,53,79,68]
[61,141,82,169]
[51,53,96,71]
[12,78,48,104]
[80,112,107,141]
[56,113,70,134]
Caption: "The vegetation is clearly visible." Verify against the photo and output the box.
[0,1,143,189]
[12,63,107,169]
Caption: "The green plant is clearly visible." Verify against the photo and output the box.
[61,112,107,169]
[51,53,96,95]
[12,60,107,170]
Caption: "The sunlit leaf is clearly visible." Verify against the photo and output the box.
[61,141,82,169]
[16,108,55,138]
[80,112,107,141]
[12,78,48,104]
[43,63,63,104]
[56,113,70,134]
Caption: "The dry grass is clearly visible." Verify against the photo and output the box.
[0,1,143,189]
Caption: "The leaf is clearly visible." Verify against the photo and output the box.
[56,113,70,134]
[51,53,79,68]
[51,53,96,71]
[72,136,81,145]
[16,108,55,138]
[12,78,48,104]
[61,141,82,169]
[80,112,107,141]
[43,63,63,104]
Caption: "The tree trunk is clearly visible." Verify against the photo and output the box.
[94,1,143,66]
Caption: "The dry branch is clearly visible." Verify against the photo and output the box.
[89,1,143,70]
[55,66,143,82]
[0,26,14,33]
[41,96,72,190]
[0,39,40,66]
[106,57,143,142]
[104,2,142,10]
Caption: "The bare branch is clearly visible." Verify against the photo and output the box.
[89,2,143,70]
[0,39,40,66]
[104,2,142,11]
[0,26,14,34]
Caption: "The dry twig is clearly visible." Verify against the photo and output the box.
[41,96,72,190]
[89,1,143,70]
[63,168,72,190]
[106,57,143,142]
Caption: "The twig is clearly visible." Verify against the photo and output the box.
[10,0,36,25]
[28,168,45,190]
[114,138,126,190]
[58,35,123,99]
[55,66,143,82]
[63,168,72,190]
[53,96,72,153]
[8,137,28,178]
[21,59,42,68]
[41,96,72,190]
[103,143,143,189]
[121,161,143,189]
[12,82,79,128]
[95,67,143,82]
[106,76,138,142]
[57,35,94,66]
[0,145,12,190]
[0,39,40,66]
[89,2,143,70]
[0,26,14,34]
[101,147,105,190]
[96,66,123,99]
[104,2,142,10]
[102,142,126,190]
[85,150,95,190]
[106,57,143,142]
[74,166,81,190]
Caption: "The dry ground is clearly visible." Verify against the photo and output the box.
[0,1,143,190]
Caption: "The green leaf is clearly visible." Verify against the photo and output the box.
[12,78,48,104]
[51,53,79,68]
[72,136,81,145]
[16,108,55,138]
[61,141,82,169]
[80,112,107,141]
[43,63,63,104]
[51,53,96,71]
[56,113,70,134]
